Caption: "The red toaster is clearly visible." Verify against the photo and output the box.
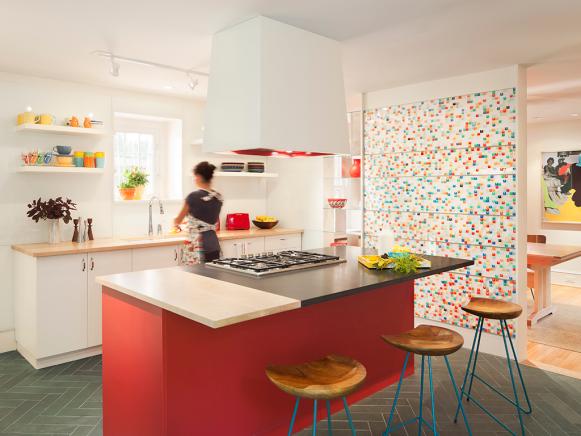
[225,213,250,230]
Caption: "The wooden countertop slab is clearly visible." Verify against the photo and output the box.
[11,228,303,257]
[97,268,301,328]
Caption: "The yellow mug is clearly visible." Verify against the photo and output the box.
[95,151,105,158]
[17,112,35,125]
[35,114,56,125]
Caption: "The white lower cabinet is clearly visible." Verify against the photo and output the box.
[132,245,182,271]
[220,234,301,258]
[265,234,302,253]
[87,251,132,347]
[220,239,243,258]
[13,233,302,368]
[242,238,265,255]
[35,253,89,358]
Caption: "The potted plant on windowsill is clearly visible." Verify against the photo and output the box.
[26,197,77,244]
[125,167,149,200]
[118,181,136,201]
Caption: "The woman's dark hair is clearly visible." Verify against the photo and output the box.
[193,161,216,182]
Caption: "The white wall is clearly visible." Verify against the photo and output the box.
[527,120,581,286]
[0,72,270,351]
[363,66,528,358]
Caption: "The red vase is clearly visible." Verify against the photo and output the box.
[349,158,361,178]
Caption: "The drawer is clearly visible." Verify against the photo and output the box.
[264,234,302,252]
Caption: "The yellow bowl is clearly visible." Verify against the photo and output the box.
[56,155,74,166]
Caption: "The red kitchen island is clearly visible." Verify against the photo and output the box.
[97,247,472,436]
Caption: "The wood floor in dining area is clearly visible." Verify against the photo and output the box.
[526,284,581,380]
[2,349,581,435]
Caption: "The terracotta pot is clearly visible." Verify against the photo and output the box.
[119,187,136,201]
[134,185,145,200]
[350,158,361,178]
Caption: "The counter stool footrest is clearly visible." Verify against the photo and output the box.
[465,372,532,414]
[385,416,435,434]
[460,392,517,436]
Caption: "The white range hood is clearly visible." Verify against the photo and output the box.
[203,16,350,157]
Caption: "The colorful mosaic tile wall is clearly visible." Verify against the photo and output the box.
[363,88,517,335]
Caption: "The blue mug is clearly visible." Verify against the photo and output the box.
[53,145,72,155]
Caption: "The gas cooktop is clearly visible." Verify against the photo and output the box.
[206,250,346,277]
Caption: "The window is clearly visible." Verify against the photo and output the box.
[114,131,157,198]
[113,114,183,201]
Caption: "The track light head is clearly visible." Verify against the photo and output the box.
[187,73,198,91]
[110,56,120,77]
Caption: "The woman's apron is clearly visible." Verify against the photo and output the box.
[182,215,219,265]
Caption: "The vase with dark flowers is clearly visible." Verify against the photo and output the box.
[27,197,77,244]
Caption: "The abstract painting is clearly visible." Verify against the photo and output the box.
[542,150,581,224]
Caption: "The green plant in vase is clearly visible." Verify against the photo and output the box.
[124,167,149,200]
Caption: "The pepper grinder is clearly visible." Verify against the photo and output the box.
[72,219,80,243]
[87,218,94,241]
[76,216,83,243]
[82,219,88,243]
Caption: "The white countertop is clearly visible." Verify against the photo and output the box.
[96,267,301,328]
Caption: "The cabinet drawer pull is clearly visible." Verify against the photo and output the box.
[90,258,95,271]
[174,249,178,261]
[82,258,86,271]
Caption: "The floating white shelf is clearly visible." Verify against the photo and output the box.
[214,171,278,178]
[17,166,105,174]
[14,124,106,136]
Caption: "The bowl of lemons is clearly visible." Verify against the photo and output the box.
[253,216,279,229]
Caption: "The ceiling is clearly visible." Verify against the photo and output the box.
[2,0,581,120]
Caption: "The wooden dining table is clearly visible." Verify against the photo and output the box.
[527,242,581,326]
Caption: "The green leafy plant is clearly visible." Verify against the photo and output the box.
[391,254,423,274]
[119,181,135,189]
[124,167,149,187]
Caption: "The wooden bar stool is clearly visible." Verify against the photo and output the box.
[381,325,472,435]
[454,297,532,436]
[266,354,366,435]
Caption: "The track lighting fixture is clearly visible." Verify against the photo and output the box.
[109,56,120,77]
[187,73,199,90]
[93,50,207,90]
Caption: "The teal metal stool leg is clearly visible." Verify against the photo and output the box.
[466,317,484,401]
[444,356,472,436]
[326,400,332,435]
[417,355,425,436]
[503,319,533,415]
[383,352,410,436]
[427,356,438,436]
[454,317,483,422]
[312,400,317,436]
[288,397,300,436]
[501,320,526,436]
[342,396,356,436]
[454,317,532,435]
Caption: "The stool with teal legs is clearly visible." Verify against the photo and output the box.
[381,325,473,435]
[454,297,532,436]
[266,354,366,435]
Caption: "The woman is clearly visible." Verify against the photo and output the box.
[174,161,223,264]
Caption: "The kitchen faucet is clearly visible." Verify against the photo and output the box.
[148,196,165,237]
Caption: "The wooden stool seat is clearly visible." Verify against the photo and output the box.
[265,354,366,400]
[462,297,522,320]
[381,325,464,356]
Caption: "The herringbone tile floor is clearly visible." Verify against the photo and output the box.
[0,352,101,436]
[1,349,581,435]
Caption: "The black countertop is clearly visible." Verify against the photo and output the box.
[182,247,473,306]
